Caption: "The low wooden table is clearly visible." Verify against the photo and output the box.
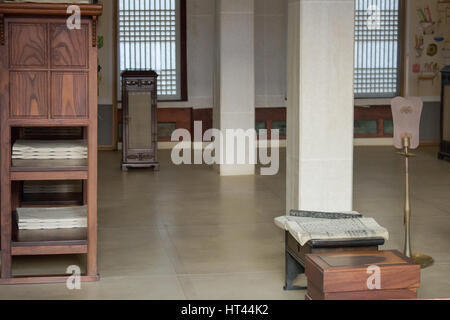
[284,232,385,290]
[305,250,421,300]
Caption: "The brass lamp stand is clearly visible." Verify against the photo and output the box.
[399,136,434,269]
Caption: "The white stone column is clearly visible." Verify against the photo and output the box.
[286,0,355,212]
[214,0,255,176]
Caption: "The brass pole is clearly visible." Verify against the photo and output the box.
[403,137,412,258]
[400,136,433,268]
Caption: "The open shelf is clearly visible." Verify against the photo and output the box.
[14,228,87,243]
[10,138,89,180]
[12,210,88,256]
[20,180,84,207]
[11,139,88,172]
[11,239,88,256]
[12,159,88,172]
[22,192,83,207]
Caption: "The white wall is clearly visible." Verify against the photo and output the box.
[166,0,287,109]
[255,0,287,108]
[180,0,215,109]
[97,0,288,109]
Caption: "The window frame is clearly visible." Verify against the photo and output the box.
[354,0,405,99]
[116,0,187,102]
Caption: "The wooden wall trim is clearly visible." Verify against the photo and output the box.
[117,107,288,143]
[0,3,103,17]
[354,105,393,138]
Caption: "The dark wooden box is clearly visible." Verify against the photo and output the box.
[305,250,421,300]
[121,70,160,171]
[283,231,385,291]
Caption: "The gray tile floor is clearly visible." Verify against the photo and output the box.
[0,146,449,299]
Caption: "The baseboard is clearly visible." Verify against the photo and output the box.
[354,138,439,147]
[421,141,440,146]
[354,138,394,146]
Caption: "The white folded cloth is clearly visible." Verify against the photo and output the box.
[275,214,389,246]
[12,140,88,160]
[17,206,87,230]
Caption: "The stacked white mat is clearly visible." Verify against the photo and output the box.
[12,140,87,160]
[274,211,389,246]
[16,206,87,230]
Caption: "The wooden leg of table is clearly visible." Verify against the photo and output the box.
[284,251,306,291]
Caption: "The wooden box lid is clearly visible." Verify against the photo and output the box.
[305,250,421,293]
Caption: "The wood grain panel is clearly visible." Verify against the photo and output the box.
[156,108,192,142]
[9,23,47,67]
[193,108,212,139]
[0,3,103,17]
[10,72,47,118]
[12,243,87,256]
[51,72,88,118]
[11,171,88,181]
[51,24,88,68]
[305,250,421,294]
[307,281,417,300]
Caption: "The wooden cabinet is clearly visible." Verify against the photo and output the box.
[439,66,450,161]
[0,3,102,285]
[121,70,160,171]
[4,15,92,121]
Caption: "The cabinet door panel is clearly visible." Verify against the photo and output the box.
[444,86,450,141]
[9,23,48,68]
[10,72,48,118]
[51,24,88,68]
[51,72,88,118]
[128,92,153,150]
